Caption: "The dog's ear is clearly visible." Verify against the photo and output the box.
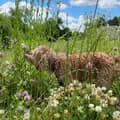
[24,53,34,64]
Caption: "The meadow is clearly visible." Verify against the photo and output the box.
[0,0,120,120]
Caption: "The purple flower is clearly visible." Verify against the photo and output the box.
[22,91,28,97]
[24,95,31,102]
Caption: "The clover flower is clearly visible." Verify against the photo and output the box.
[84,94,90,100]
[95,106,102,113]
[101,86,107,91]
[24,95,31,102]
[48,99,59,107]
[100,99,108,108]
[88,103,94,109]
[54,113,61,119]
[5,61,10,65]
[24,109,30,120]
[0,109,5,115]
[107,90,113,96]
[113,111,120,120]
[109,97,118,105]
[77,106,84,113]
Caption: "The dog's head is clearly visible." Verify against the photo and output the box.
[24,46,56,70]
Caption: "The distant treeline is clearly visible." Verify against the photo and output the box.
[96,16,120,27]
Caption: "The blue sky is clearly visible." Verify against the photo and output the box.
[0,0,120,31]
[0,0,120,18]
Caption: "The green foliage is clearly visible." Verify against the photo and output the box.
[0,0,120,119]
[0,14,13,49]
[107,16,120,26]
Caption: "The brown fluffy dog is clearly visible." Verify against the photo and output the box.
[24,46,120,88]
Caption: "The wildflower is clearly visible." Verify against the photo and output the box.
[113,111,120,120]
[22,91,29,97]
[24,95,31,102]
[58,86,64,91]
[24,109,30,120]
[95,106,102,113]
[53,94,61,99]
[6,61,10,65]
[64,109,68,115]
[68,85,74,92]
[109,97,118,105]
[54,113,61,119]
[101,86,107,91]
[0,109,5,114]
[48,99,59,107]
[50,88,57,96]
[107,90,113,96]
[84,94,90,100]
[100,99,108,108]
[77,106,84,113]
[88,104,94,109]
[73,80,78,85]
[76,96,80,100]
[96,87,103,96]
[78,82,82,88]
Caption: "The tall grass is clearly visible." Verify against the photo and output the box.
[0,0,120,119]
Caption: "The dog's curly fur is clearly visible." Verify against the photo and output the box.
[24,45,120,88]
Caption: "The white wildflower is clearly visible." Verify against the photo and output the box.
[0,109,5,114]
[54,113,61,119]
[89,104,94,108]
[78,82,82,87]
[6,61,10,65]
[84,94,90,100]
[88,104,94,110]
[107,90,113,96]
[77,106,84,113]
[101,86,107,91]
[109,97,118,105]
[95,106,102,113]
[23,109,30,120]
[50,88,58,96]
[100,99,108,108]
[48,99,59,107]
[113,111,120,120]
[73,80,78,85]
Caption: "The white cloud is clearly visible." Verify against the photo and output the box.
[70,0,120,9]
[99,0,120,9]
[59,12,86,32]
[70,0,96,6]
[57,2,68,10]
[0,1,32,15]
[0,1,51,21]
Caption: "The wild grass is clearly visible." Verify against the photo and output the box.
[0,0,120,119]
